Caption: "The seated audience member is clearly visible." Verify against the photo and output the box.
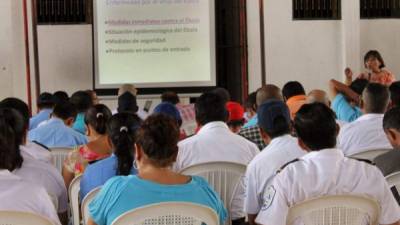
[0,108,61,225]
[70,90,93,134]
[86,90,100,105]
[243,92,257,122]
[239,85,283,150]
[1,98,52,164]
[174,92,259,224]
[88,114,227,225]
[29,102,88,148]
[53,91,69,105]
[226,101,245,133]
[389,81,400,109]
[212,87,231,104]
[153,102,186,139]
[29,92,54,130]
[338,83,392,156]
[245,100,304,225]
[116,84,148,119]
[117,91,139,114]
[282,81,307,119]
[255,103,400,225]
[330,78,369,122]
[63,104,113,187]
[80,113,141,199]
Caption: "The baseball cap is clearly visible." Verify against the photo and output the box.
[226,101,244,121]
[257,100,290,131]
[153,102,182,125]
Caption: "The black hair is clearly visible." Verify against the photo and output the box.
[212,87,231,104]
[53,91,69,105]
[1,98,30,130]
[227,119,245,129]
[136,114,179,168]
[161,91,180,105]
[261,116,291,139]
[108,113,142,176]
[70,91,93,113]
[383,107,400,131]
[0,108,24,171]
[53,102,78,120]
[117,92,139,114]
[282,81,306,100]
[244,92,257,111]
[86,90,98,105]
[294,103,337,150]
[195,92,228,126]
[364,50,385,69]
[350,78,369,95]
[390,81,400,108]
[84,104,112,135]
[37,92,54,109]
[363,83,390,114]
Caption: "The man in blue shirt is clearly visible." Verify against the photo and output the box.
[70,91,93,135]
[29,92,54,130]
[28,102,88,148]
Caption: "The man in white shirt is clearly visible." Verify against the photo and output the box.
[338,83,392,156]
[256,103,400,225]
[244,100,304,225]
[174,92,259,225]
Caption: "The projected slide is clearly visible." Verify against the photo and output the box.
[93,0,216,89]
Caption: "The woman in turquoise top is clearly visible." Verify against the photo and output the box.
[88,114,227,225]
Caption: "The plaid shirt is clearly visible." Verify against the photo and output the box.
[239,125,266,150]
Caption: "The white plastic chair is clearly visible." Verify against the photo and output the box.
[350,149,392,161]
[287,195,380,225]
[81,187,101,225]
[180,162,247,225]
[0,211,53,225]
[110,202,219,225]
[386,171,400,188]
[69,175,82,225]
[50,147,73,172]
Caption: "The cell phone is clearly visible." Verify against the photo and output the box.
[143,100,152,113]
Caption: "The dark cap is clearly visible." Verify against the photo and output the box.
[257,100,290,131]
[117,92,139,114]
[153,102,182,125]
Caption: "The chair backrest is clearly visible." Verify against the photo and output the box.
[350,149,392,161]
[81,187,101,225]
[287,195,380,225]
[0,211,53,225]
[180,161,247,224]
[69,175,82,225]
[111,202,219,225]
[386,171,400,188]
[50,147,72,172]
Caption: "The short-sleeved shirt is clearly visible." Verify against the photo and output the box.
[29,109,52,130]
[286,95,307,119]
[238,125,266,150]
[244,135,305,215]
[80,154,137,199]
[332,94,362,123]
[64,145,111,176]
[89,175,227,225]
[255,149,400,225]
[28,118,88,148]
[72,113,86,135]
[338,114,392,156]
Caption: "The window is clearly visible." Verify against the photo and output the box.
[36,0,92,25]
[361,0,400,19]
[293,0,341,20]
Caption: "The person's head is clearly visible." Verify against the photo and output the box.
[70,91,93,113]
[117,92,139,114]
[153,102,182,127]
[0,98,30,134]
[0,108,24,171]
[86,90,99,105]
[294,103,338,151]
[52,102,78,127]
[244,92,257,118]
[361,83,390,114]
[53,91,69,105]
[364,50,385,71]
[282,81,306,101]
[256,84,283,108]
[307,89,330,107]
[389,81,400,109]
[135,114,180,169]
[37,92,54,110]
[161,91,180,105]
[84,104,112,137]
[212,87,231,104]
[195,92,228,126]
[226,101,245,133]
[118,84,138,96]
[107,113,142,175]
[257,100,291,144]
[383,107,400,149]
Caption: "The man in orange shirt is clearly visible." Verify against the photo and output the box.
[282,81,307,119]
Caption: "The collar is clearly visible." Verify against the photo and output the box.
[356,113,384,122]
[269,134,293,146]
[39,108,52,114]
[0,169,21,180]
[197,121,229,135]
[47,117,65,125]
[287,95,307,104]
[301,148,344,161]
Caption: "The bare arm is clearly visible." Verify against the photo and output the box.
[329,79,360,103]
[344,68,353,86]
[247,214,258,225]
[87,218,98,225]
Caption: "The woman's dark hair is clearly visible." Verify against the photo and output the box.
[282,81,306,100]
[70,91,93,113]
[1,98,30,130]
[85,104,112,135]
[364,50,385,69]
[108,113,142,175]
[244,92,257,111]
[0,108,24,171]
[136,114,180,168]
[195,92,228,125]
